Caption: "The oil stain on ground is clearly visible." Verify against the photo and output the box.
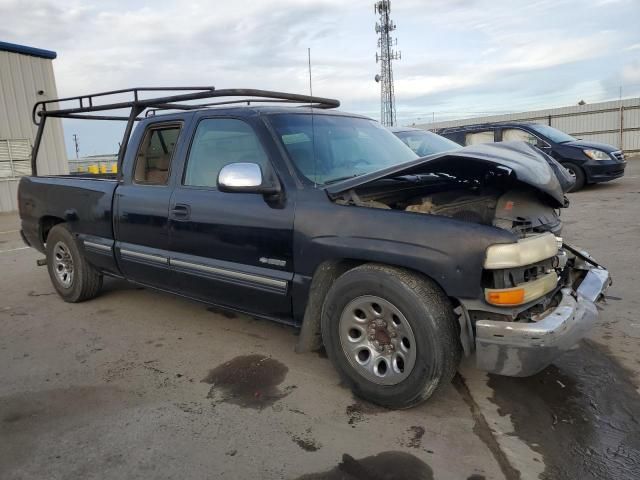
[488,340,640,480]
[294,451,433,480]
[345,400,388,426]
[404,426,426,448]
[202,354,289,409]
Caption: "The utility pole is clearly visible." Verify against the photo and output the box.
[374,0,401,126]
[72,134,79,160]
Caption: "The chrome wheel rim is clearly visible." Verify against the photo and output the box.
[339,295,417,386]
[53,241,74,288]
[566,167,577,179]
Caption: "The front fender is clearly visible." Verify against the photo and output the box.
[295,199,517,301]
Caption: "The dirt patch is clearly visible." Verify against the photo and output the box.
[292,433,321,452]
[404,426,425,448]
[207,306,237,319]
[27,290,56,297]
[487,340,640,480]
[345,401,388,426]
[0,385,135,474]
[202,354,289,409]
[294,451,433,480]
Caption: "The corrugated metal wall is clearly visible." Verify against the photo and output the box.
[416,97,640,153]
[0,49,67,212]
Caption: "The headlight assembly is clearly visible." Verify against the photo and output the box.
[583,149,611,161]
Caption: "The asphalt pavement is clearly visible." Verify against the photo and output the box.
[1,160,639,479]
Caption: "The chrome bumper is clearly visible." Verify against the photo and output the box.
[475,267,610,376]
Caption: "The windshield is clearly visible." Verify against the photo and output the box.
[268,114,418,185]
[394,129,461,156]
[528,124,576,144]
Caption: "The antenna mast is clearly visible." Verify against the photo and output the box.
[374,0,400,126]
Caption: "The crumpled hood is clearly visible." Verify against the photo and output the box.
[325,141,568,207]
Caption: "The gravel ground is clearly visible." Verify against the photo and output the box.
[1,159,638,480]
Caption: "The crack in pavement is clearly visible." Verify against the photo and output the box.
[453,373,521,480]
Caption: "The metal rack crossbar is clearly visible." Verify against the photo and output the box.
[30,87,340,176]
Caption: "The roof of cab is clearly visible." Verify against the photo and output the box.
[388,126,427,133]
[145,105,371,121]
[438,122,539,132]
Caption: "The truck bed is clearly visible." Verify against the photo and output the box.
[18,175,118,253]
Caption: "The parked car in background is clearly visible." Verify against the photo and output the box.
[436,122,626,191]
[390,126,461,156]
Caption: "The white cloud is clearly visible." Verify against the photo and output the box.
[622,62,640,84]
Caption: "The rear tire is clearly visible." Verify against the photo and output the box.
[563,162,586,191]
[46,224,103,302]
[321,264,461,409]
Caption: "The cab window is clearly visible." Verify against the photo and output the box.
[502,128,538,146]
[133,125,181,185]
[184,119,269,188]
[465,130,495,145]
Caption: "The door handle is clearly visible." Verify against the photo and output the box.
[171,204,191,220]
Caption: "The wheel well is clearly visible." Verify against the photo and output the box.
[295,258,458,354]
[40,216,64,245]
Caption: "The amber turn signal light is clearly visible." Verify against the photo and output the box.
[486,288,525,306]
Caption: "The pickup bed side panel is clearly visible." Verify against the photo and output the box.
[291,190,516,323]
[18,176,119,274]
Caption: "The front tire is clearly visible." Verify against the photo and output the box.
[321,264,461,409]
[46,224,103,302]
[563,162,586,191]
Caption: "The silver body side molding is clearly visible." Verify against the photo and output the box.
[170,258,287,290]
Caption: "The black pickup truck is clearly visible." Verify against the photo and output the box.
[19,88,610,408]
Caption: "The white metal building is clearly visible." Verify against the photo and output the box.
[416,97,640,154]
[0,41,67,212]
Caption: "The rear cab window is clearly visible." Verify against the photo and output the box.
[502,128,539,146]
[464,130,495,146]
[133,124,182,185]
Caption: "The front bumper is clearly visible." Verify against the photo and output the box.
[474,266,610,376]
[586,160,626,183]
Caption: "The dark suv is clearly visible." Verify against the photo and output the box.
[437,122,626,191]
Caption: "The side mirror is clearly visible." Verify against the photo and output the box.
[217,162,280,194]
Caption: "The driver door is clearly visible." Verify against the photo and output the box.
[168,117,294,319]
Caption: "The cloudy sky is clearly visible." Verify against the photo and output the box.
[2,0,639,156]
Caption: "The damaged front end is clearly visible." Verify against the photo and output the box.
[327,141,570,238]
[474,236,610,376]
[326,141,609,377]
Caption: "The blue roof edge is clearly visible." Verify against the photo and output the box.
[0,41,57,60]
